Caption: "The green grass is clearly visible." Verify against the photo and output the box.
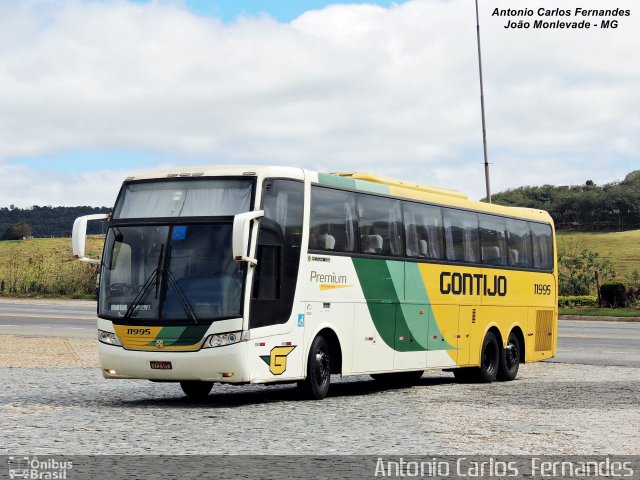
[0,236,104,298]
[557,229,640,282]
[559,307,640,318]
[3,230,640,300]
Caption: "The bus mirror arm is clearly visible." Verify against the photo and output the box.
[232,210,264,266]
[72,214,110,264]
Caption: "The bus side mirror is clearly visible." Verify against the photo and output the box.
[72,214,109,264]
[233,210,264,266]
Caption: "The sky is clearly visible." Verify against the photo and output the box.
[0,0,638,207]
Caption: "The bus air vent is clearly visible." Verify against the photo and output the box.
[535,310,554,351]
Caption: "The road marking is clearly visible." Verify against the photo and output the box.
[0,313,95,321]
[560,334,640,340]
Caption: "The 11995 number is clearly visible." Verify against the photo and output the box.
[534,284,551,295]
[127,328,151,335]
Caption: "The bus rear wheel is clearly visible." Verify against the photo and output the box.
[497,331,520,381]
[478,331,500,383]
[298,335,331,400]
[180,380,214,399]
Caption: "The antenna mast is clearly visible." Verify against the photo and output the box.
[475,0,491,203]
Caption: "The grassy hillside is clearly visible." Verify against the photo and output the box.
[0,236,104,298]
[557,230,640,282]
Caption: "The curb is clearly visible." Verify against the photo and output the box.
[559,315,640,323]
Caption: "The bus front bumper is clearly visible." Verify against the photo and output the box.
[98,341,250,383]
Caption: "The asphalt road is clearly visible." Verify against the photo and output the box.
[0,300,97,338]
[1,299,639,458]
[551,320,640,367]
[0,299,639,366]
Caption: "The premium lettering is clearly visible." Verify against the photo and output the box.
[310,271,347,284]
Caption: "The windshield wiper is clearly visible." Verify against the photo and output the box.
[155,244,164,299]
[165,269,199,325]
[123,243,165,321]
[123,268,159,321]
[121,242,198,325]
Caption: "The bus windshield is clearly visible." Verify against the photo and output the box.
[113,178,253,219]
[99,223,246,323]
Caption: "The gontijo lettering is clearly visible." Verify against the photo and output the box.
[440,272,507,297]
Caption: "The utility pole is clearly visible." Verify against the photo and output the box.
[475,0,491,203]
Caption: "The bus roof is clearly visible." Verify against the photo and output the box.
[322,171,553,225]
[122,165,305,182]
[118,164,553,225]
[332,172,468,199]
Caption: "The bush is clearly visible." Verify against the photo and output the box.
[627,286,640,305]
[600,281,627,308]
[558,295,598,308]
[557,241,615,296]
[1,222,33,240]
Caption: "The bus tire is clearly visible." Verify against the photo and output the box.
[180,380,213,399]
[497,331,520,381]
[478,331,500,383]
[298,335,331,400]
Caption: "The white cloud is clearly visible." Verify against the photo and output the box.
[0,0,638,206]
[0,164,125,207]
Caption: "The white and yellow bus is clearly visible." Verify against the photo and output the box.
[73,165,557,400]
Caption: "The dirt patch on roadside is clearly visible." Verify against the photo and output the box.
[0,336,98,367]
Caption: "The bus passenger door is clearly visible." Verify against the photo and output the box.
[456,305,473,366]
[249,179,304,331]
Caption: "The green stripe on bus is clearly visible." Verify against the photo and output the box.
[145,326,209,346]
[352,258,452,352]
[404,263,452,350]
[172,325,210,346]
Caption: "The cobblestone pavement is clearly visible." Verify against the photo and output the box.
[1,336,639,455]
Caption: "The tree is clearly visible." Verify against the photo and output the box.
[1,222,33,240]
[558,240,615,296]
[492,171,640,232]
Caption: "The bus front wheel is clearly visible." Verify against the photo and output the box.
[180,380,214,399]
[298,335,331,400]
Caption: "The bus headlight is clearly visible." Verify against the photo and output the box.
[98,330,122,347]
[203,331,242,348]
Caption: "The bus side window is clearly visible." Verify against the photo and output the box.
[309,187,357,253]
[443,208,479,263]
[506,219,533,268]
[479,214,507,266]
[357,194,403,256]
[402,202,444,260]
[530,222,553,270]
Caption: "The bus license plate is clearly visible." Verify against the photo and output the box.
[150,361,172,370]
